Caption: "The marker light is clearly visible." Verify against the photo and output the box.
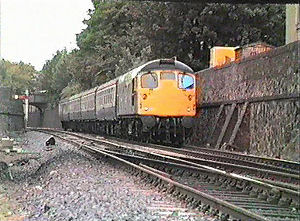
[142,94,147,100]
[188,95,192,101]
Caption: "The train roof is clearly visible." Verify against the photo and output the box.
[118,59,194,84]
[140,59,194,73]
[77,87,97,98]
[67,93,81,101]
[61,78,118,103]
[59,59,193,104]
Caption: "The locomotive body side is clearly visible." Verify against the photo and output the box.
[117,69,139,117]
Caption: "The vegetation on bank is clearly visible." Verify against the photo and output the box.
[0,2,285,104]
[0,60,36,94]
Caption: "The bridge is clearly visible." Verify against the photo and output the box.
[28,93,48,111]
[26,92,48,127]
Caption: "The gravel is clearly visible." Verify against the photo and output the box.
[0,131,214,221]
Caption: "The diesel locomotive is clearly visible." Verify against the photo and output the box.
[59,59,199,145]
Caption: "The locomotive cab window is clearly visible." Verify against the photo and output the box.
[178,74,194,89]
[141,72,158,89]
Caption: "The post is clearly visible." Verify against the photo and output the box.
[24,90,29,128]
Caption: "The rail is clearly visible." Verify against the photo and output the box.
[29,128,300,220]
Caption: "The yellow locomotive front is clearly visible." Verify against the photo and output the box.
[117,59,198,145]
[131,59,198,145]
[137,70,196,117]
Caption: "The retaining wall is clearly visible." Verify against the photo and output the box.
[28,106,62,129]
[0,87,24,135]
[192,41,299,161]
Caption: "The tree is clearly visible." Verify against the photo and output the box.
[39,2,285,102]
[0,60,37,94]
[38,50,77,104]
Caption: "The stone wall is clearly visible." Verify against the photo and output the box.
[192,41,299,161]
[0,87,24,135]
[28,106,62,129]
[198,41,298,103]
[250,100,299,160]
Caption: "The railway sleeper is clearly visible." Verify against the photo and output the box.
[220,213,230,221]
[51,128,300,219]
[130,155,298,213]
[169,164,298,211]
[236,180,247,190]
[142,165,298,218]
[267,189,281,204]
[201,204,210,213]
[211,208,219,216]
[258,190,268,200]
[190,199,201,209]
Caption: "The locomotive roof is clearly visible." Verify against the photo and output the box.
[118,59,194,84]
[140,59,194,73]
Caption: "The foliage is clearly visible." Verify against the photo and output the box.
[75,1,152,89]
[60,82,83,100]
[0,60,37,94]
[37,49,77,104]
[39,2,285,103]
[76,2,285,74]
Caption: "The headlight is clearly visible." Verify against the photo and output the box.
[187,107,191,112]
[144,107,149,111]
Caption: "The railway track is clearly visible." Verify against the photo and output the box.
[107,137,300,176]
[91,133,300,175]
[29,128,300,189]
[186,144,300,173]
[105,138,300,187]
[29,128,300,220]
[32,128,300,188]
[88,136,299,175]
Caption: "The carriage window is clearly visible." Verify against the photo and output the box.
[141,72,158,88]
[178,74,194,89]
[161,72,175,80]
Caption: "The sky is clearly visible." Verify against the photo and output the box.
[1,0,94,70]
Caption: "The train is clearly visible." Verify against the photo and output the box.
[59,59,199,145]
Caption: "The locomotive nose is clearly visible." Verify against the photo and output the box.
[138,79,196,117]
